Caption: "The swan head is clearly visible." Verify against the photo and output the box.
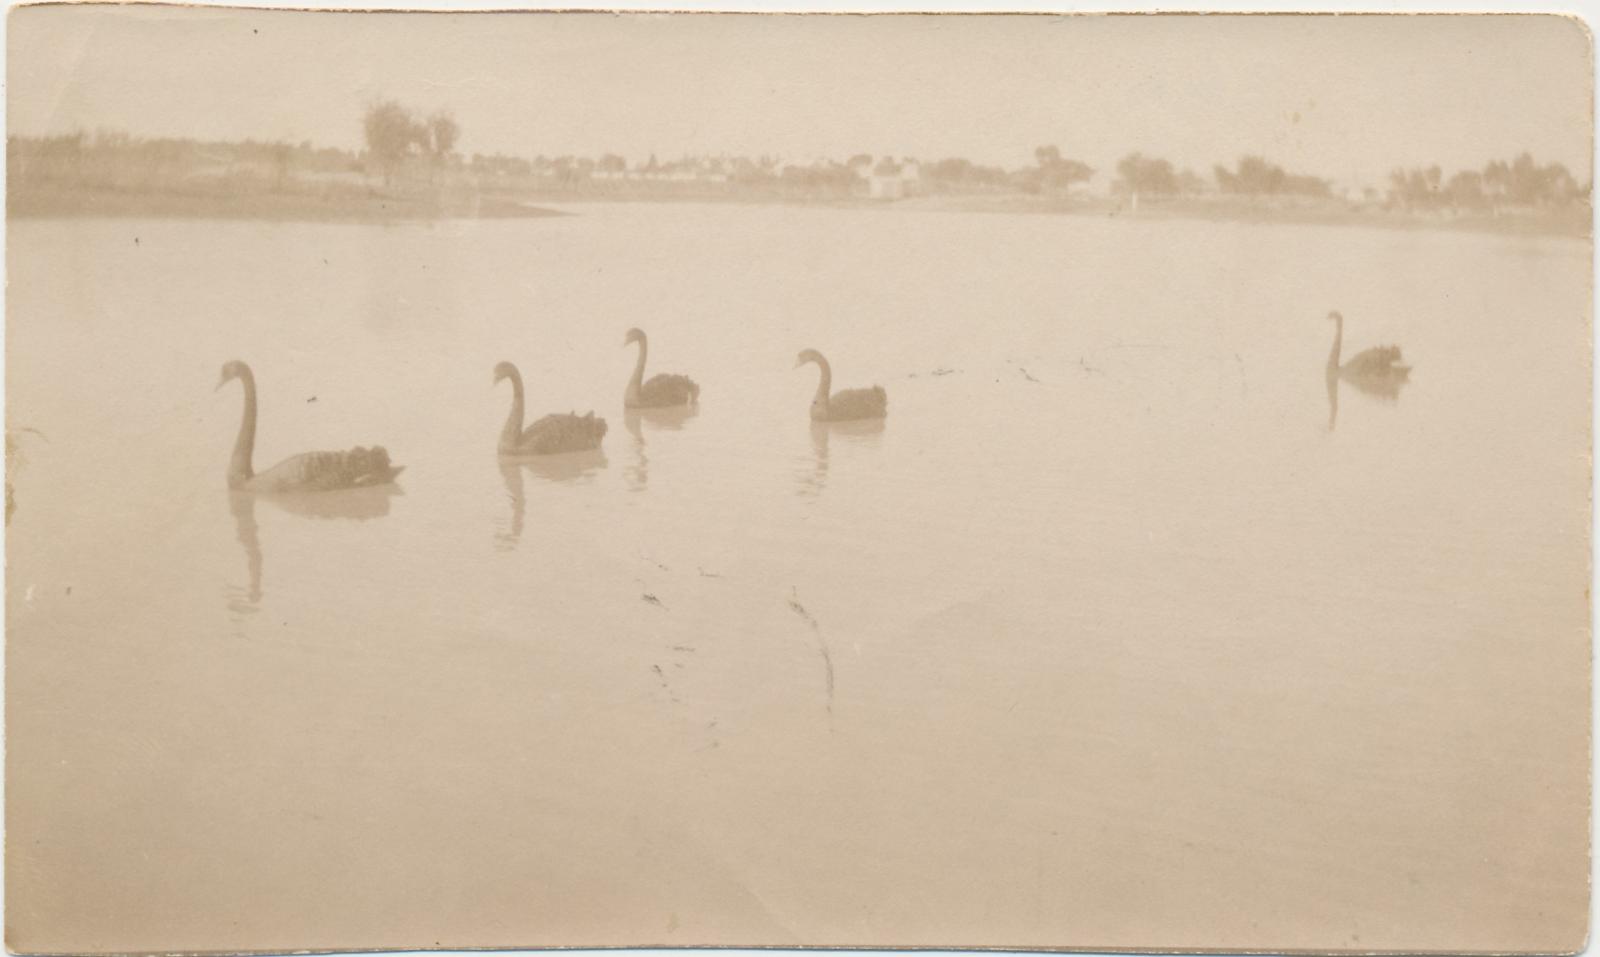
[216,359,250,391]
[1327,311,1344,323]
[492,361,518,385]
[623,328,646,347]
[795,349,825,370]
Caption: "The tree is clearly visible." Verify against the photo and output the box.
[1214,155,1328,198]
[363,100,417,186]
[1446,170,1485,210]
[270,140,293,190]
[1023,145,1092,195]
[427,111,460,159]
[1387,165,1443,211]
[1116,152,1178,200]
[1042,158,1093,193]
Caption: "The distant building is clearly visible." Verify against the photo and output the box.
[868,157,921,200]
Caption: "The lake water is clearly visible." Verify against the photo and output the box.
[6,204,1590,953]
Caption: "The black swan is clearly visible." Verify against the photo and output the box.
[494,361,607,455]
[795,349,887,422]
[217,360,403,492]
[1327,311,1411,399]
[624,328,700,408]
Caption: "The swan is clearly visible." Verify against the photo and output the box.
[795,349,887,422]
[1327,311,1411,398]
[495,361,607,455]
[624,328,700,408]
[216,360,403,492]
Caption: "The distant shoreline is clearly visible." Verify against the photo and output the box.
[890,192,1593,240]
[8,183,1589,240]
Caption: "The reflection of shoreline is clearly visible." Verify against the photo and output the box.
[11,182,1585,239]
[895,192,1590,239]
[9,182,566,225]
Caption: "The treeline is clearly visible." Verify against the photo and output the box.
[8,129,364,197]
[9,103,1593,223]
[1387,153,1588,212]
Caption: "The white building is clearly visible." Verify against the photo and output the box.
[868,157,921,200]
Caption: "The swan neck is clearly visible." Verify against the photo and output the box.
[501,369,525,449]
[1328,316,1343,370]
[229,368,256,485]
[813,357,832,408]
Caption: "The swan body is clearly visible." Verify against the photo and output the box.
[796,349,887,422]
[495,361,608,455]
[217,360,403,492]
[1327,311,1411,399]
[624,328,700,408]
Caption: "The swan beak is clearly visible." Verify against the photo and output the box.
[214,374,227,392]
[792,358,804,369]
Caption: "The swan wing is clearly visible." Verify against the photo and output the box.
[1342,345,1406,375]
[518,412,609,455]
[1340,346,1411,400]
[251,445,403,492]
[638,373,700,407]
[827,386,888,421]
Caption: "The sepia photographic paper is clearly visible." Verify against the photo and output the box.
[4,6,1593,955]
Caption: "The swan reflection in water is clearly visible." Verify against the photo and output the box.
[226,493,263,617]
[798,418,885,500]
[495,450,609,549]
[1324,358,1413,431]
[226,485,400,617]
[623,406,698,492]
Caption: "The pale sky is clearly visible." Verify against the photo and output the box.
[7,6,1594,188]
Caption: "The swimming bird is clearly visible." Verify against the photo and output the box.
[495,361,608,455]
[624,328,700,408]
[216,360,403,492]
[1327,311,1411,399]
[795,349,888,422]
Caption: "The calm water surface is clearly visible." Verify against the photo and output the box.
[6,205,1590,952]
